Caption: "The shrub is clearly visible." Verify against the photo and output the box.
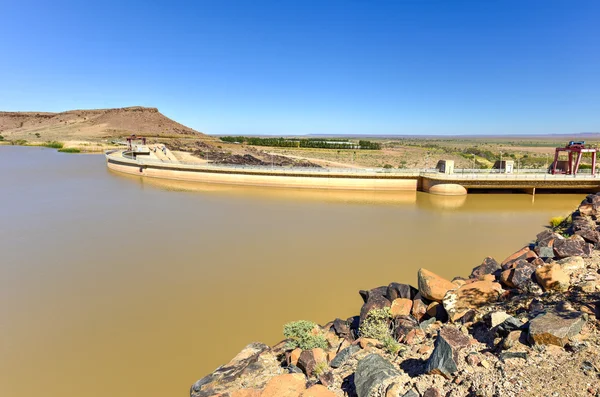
[283,320,328,350]
[550,216,565,228]
[44,141,64,149]
[11,139,27,145]
[35,133,41,138]
[313,361,329,377]
[0,135,4,141]
[359,308,392,341]
[383,164,393,169]
[58,148,81,153]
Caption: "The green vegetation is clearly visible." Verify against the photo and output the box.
[219,136,381,150]
[58,148,81,153]
[313,361,329,377]
[359,308,392,340]
[11,139,27,145]
[35,133,41,138]
[383,164,393,169]
[0,135,4,141]
[43,141,64,149]
[549,216,564,228]
[283,320,328,350]
[382,335,402,355]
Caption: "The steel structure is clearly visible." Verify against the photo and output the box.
[126,135,146,151]
[551,141,597,176]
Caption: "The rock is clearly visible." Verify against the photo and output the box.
[401,390,419,397]
[501,246,537,269]
[499,351,528,361]
[260,373,307,397]
[507,259,537,289]
[499,268,515,288]
[535,263,570,291]
[190,343,280,397]
[418,268,456,302]
[502,330,527,350]
[386,283,418,301]
[390,298,413,317]
[528,309,586,347]
[359,289,392,325]
[489,311,511,328]
[332,318,352,340]
[357,337,381,349]
[411,294,428,321]
[300,384,336,397]
[554,238,593,258]
[394,315,419,341]
[557,256,585,274]
[537,246,555,259]
[329,345,360,368]
[423,388,442,397]
[471,256,501,279]
[404,328,426,345]
[355,354,400,397]
[288,348,302,366]
[575,229,600,244]
[419,317,436,331]
[443,280,503,322]
[425,326,471,379]
[426,301,448,322]
[495,316,523,337]
[466,352,481,366]
[536,229,563,247]
[297,348,326,377]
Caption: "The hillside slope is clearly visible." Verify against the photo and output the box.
[0,106,203,142]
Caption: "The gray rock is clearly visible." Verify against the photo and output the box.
[528,309,586,347]
[554,238,593,258]
[499,351,528,361]
[537,246,555,259]
[330,345,360,368]
[355,354,400,397]
[495,316,523,337]
[425,326,470,379]
[387,282,418,301]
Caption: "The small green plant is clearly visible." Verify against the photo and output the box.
[35,133,41,138]
[0,135,4,141]
[549,216,564,228]
[382,335,402,356]
[11,139,27,145]
[58,148,81,153]
[283,320,328,350]
[359,307,392,341]
[313,361,329,377]
[43,141,64,149]
[383,164,393,169]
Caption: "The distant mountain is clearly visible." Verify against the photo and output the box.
[0,106,203,141]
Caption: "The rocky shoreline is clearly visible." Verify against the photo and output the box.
[190,193,600,397]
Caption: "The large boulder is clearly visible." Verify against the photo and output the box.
[418,268,456,302]
[575,228,600,244]
[534,263,570,291]
[443,280,503,322]
[300,384,337,397]
[393,315,420,342]
[190,343,281,397]
[425,327,471,379]
[411,293,429,322]
[554,237,593,258]
[359,287,392,325]
[528,309,586,347]
[354,354,400,397]
[332,318,353,341]
[470,257,501,279]
[260,373,307,397]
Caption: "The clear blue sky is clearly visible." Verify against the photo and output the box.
[1,0,598,135]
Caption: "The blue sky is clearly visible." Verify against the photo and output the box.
[1,0,598,135]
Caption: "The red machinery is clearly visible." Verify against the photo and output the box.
[126,135,146,151]
[551,141,597,176]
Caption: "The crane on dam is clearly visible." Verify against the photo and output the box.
[551,141,597,176]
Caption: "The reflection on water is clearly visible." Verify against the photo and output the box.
[0,146,585,397]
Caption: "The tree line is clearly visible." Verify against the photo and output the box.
[219,136,381,150]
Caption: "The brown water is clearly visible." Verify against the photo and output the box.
[0,146,586,397]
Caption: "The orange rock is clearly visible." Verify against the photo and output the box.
[261,373,307,397]
[418,268,456,302]
[535,263,570,291]
[311,348,327,364]
[300,384,336,397]
[500,269,515,288]
[356,337,381,349]
[231,389,261,397]
[501,246,537,268]
[480,274,496,282]
[289,348,302,366]
[326,351,336,363]
[443,280,503,322]
[390,298,413,317]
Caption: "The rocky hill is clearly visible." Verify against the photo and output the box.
[190,194,600,397]
[0,106,203,142]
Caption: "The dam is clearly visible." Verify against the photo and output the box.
[105,147,600,195]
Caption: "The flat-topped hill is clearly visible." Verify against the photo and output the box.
[0,106,203,142]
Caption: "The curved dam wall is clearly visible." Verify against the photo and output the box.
[105,151,419,191]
